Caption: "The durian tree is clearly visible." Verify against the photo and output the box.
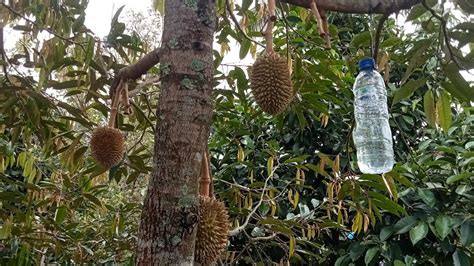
[1,0,473,265]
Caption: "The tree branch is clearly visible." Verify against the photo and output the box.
[229,163,279,237]
[373,14,389,64]
[110,48,162,98]
[421,0,463,70]
[280,0,421,14]
[0,26,10,83]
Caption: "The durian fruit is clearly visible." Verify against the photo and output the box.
[90,126,124,169]
[195,196,229,265]
[250,52,293,115]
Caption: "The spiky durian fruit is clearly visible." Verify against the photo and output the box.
[195,196,229,265]
[90,126,124,169]
[250,52,293,115]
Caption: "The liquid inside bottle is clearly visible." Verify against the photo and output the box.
[352,58,394,174]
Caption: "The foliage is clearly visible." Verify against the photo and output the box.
[1,0,473,265]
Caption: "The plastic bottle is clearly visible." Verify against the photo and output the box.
[352,58,394,174]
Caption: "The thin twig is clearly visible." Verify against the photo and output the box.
[129,77,161,97]
[229,163,279,236]
[225,0,265,49]
[421,0,463,70]
[248,233,277,242]
[0,26,10,83]
[131,101,156,134]
[373,14,389,63]
[214,178,251,192]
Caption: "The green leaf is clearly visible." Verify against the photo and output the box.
[351,31,371,48]
[394,216,418,234]
[380,37,401,48]
[460,221,474,246]
[380,226,394,241]
[406,0,436,21]
[153,0,165,15]
[453,249,470,266]
[285,155,310,163]
[392,78,427,106]
[241,0,252,11]
[423,90,437,128]
[417,188,436,207]
[394,260,405,266]
[436,90,452,134]
[84,193,103,208]
[349,242,366,261]
[409,222,428,245]
[447,173,472,184]
[435,214,452,239]
[365,247,379,265]
[239,39,251,60]
[111,5,125,25]
[368,191,405,216]
[54,205,68,224]
[335,254,350,266]
[443,63,474,102]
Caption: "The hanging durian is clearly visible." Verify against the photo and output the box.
[90,126,124,169]
[90,80,126,169]
[250,0,293,115]
[195,196,229,265]
[195,150,229,265]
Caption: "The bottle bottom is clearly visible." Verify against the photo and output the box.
[356,149,394,174]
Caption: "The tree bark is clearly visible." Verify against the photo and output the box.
[135,0,215,265]
[280,0,422,14]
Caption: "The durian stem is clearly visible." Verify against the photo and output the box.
[121,80,133,115]
[199,149,211,197]
[264,0,276,54]
[320,9,331,49]
[310,0,328,46]
[207,147,214,197]
[108,79,124,128]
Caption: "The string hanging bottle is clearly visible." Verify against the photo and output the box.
[352,58,394,174]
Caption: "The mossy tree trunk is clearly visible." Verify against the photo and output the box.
[135,0,215,265]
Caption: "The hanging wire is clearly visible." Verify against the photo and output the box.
[368,0,375,59]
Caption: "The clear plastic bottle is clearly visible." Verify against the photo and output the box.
[352,58,394,174]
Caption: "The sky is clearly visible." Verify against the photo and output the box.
[84,0,255,72]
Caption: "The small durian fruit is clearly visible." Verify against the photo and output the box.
[250,52,293,115]
[195,196,229,265]
[90,126,124,169]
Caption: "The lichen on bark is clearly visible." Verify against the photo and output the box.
[136,0,215,265]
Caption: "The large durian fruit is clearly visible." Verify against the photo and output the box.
[250,52,293,115]
[195,196,229,265]
[90,126,124,169]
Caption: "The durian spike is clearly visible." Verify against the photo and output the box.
[264,0,276,54]
[108,79,124,128]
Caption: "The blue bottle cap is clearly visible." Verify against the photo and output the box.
[359,58,375,70]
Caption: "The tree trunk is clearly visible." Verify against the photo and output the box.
[136,0,215,265]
